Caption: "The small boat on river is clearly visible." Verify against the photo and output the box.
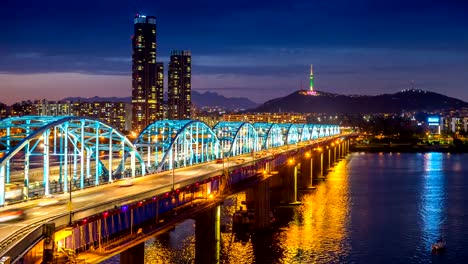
[431,239,446,253]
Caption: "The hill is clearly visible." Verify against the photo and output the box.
[252,89,468,114]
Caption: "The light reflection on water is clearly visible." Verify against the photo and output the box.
[276,160,350,264]
[102,153,468,264]
[421,153,445,248]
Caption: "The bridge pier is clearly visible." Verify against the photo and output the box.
[317,151,324,179]
[246,177,271,230]
[120,242,144,264]
[278,161,300,205]
[344,140,349,156]
[338,142,342,159]
[195,205,220,264]
[42,223,55,264]
[333,144,340,164]
[298,153,313,189]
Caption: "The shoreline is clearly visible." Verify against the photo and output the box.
[350,144,468,153]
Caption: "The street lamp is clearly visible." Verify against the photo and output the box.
[171,144,175,191]
[67,148,73,226]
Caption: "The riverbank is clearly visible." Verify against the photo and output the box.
[351,143,468,153]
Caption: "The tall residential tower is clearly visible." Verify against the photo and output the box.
[131,14,162,132]
[156,62,164,120]
[168,50,192,120]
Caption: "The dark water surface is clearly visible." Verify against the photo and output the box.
[104,152,468,263]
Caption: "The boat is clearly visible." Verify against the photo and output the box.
[431,239,446,253]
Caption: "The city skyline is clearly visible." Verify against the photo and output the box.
[1,0,468,104]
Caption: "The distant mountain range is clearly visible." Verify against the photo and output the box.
[252,89,468,114]
[61,90,258,111]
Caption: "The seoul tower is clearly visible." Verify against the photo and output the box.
[307,64,317,95]
[309,64,314,92]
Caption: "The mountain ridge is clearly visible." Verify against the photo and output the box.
[60,90,258,111]
[252,89,468,114]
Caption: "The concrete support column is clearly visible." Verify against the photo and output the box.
[328,148,331,170]
[270,165,284,189]
[298,155,313,189]
[319,152,324,178]
[333,145,339,164]
[195,205,220,264]
[120,242,144,264]
[246,177,271,230]
[283,162,300,204]
[42,223,55,264]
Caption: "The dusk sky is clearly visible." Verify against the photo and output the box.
[1,0,467,104]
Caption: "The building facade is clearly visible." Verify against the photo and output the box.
[156,62,164,120]
[0,103,8,118]
[223,113,307,124]
[168,50,192,120]
[131,14,159,132]
[32,99,72,116]
[30,100,131,132]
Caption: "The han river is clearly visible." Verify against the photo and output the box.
[104,152,468,263]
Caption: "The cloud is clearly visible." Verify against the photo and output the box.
[0,73,130,105]
[14,52,43,59]
[102,57,132,62]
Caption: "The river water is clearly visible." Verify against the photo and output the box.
[104,152,468,263]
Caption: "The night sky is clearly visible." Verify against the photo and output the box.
[1,0,467,104]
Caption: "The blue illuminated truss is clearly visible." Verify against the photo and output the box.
[253,123,284,149]
[213,122,259,158]
[0,116,145,205]
[0,116,341,206]
[134,120,220,172]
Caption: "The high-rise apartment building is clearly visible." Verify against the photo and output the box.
[131,14,160,132]
[156,62,164,120]
[168,50,192,120]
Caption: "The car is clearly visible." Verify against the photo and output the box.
[235,158,245,164]
[37,196,62,207]
[215,158,224,164]
[0,209,26,223]
[118,179,134,187]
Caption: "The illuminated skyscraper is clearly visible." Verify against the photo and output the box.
[168,50,192,120]
[156,62,164,120]
[131,14,159,132]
